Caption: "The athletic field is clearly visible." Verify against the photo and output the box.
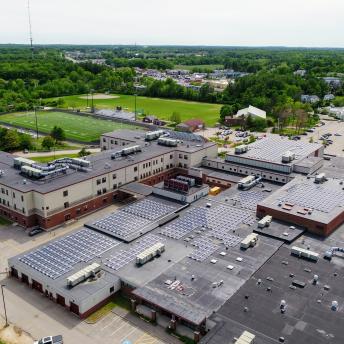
[0,111,139,142]
[48,94,222,126]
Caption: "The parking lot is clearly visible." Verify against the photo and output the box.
[298,118,344,157]
[0,204,168,344]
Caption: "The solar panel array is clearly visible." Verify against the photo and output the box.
[159,208,209,239]
[123,199,176,220]
[231,191,267,210]
[160,204,253,242]
[189,236,218,262]
[165,130,204,143]
[90,211,151,238]
[19,229,119,279]
[104,234,164,271]
[279,182,344,213]
[89,199,176,240]
[243,137,320,163]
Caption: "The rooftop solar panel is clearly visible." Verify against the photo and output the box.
[19,229,120,279]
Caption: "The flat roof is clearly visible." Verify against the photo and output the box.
[294,156,323,169]
[226,136,322,166]
[0,132,215,193]
[203,245,344,344]
[258,177,344,224]
[8,185,284,320]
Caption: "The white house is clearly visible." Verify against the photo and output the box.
[235,105,266,120]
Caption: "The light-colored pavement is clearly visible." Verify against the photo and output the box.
[0,203,167,344]
[299,119,344,157]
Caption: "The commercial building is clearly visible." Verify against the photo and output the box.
[257,176,344,236]
[8,185,282,341]
[234,105,266,120]
[202,136,323,184]
[0,130,217,230]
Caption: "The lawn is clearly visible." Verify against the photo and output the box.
[30,153,80,163]
[0,217,11,225]
[0,111,140,142]
[47,94,223,126]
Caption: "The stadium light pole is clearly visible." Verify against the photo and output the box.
[134,93,137,121]
[34,106,39,139]
[91,89,94,113]
[1,285,8,327]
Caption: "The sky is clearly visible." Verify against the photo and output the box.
[0,0,344,47]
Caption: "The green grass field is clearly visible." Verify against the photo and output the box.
[31,153,80,163]
[0,111,140,142]
[48,94,222,126]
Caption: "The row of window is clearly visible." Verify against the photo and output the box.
[215,163,287,182]
[1,198,25,214]
[1,188,24,202]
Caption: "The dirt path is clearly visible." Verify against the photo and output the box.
[0,323,33,344]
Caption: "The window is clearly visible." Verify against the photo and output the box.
[63,190,68,197]
[21,195,24,202]
[161,157,163,162]
[22,208,25,214]
[102,188,107,194]
[113,184,117,189]
[102,177,106,183]
[96,179,101,185]
[110,140,113,144]
[110,286,115,293]
[179,154,182,159]
[64,202,69,209]
[115,140,118,145]
[103,138,106,142]
[112,173,117,179]
[46,206,49,210]
[122,142,125,146]
[170,154,173,159]
[13,192,15,198]
[134,166,138,172]
[184,155,188,160]
[97,190,101,196]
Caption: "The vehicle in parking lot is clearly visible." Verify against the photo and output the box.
[28,227,44,237]
[334,133,342,136]
[34,335,63,344]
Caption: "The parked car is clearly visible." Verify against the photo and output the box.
[34,335,63,344]
[28,228,44,237]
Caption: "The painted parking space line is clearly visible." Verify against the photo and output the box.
[119,327,139,343]
[100,315,122,331]
[110,321,132,337]
[135,333,159,344]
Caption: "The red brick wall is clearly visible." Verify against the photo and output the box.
[256,204,340,237]
[0,204,37,228]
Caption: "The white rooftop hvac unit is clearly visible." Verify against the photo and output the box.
[315,173,326,184]
[281,151,295,163]
[66,262,101,288]
[235,144,248,154]
[136,242,165,266]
